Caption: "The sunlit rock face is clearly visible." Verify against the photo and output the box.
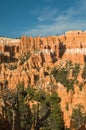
[19,30,86,64]
[1,30,86,64]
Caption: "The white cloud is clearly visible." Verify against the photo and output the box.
[37,7,58,22]
[24,0,86,37]
[25,18,86,36]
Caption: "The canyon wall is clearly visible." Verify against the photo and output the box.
[0,30,86,128]
[19,30,86,64]
[0,30,86,64]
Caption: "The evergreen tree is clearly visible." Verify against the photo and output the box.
[1,83,32,130]
[26,87,65,130]
[70,104,86,130]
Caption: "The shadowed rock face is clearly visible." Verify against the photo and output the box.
[0,30,86,128]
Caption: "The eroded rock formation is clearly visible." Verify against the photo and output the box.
[0,30,86,128]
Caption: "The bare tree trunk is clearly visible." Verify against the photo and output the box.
[34,103,40,130]
[12,110,15,130]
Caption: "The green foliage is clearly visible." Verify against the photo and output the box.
[0,115,4,129]
[43,92,64,130]
[65,103,69,111]
[1,84,64,130]
[51,62,81,92]
[8,64,17,70]
[26,86,36,100]
[79,82,83,91]
[65,60,73,68]
[20,52,31,65]
[34,74,39,84]
[51,66,74,91]
[1,83,32,130]
[82,65,86,79]
[27,88,64,130]
[35,66,40,71]
[47,66,50,71]
[51,66,68,83]
[72,63,80,79]
[70,104,86,130]
[18,85,32,129]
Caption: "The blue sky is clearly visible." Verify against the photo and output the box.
[0,0,86,38]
